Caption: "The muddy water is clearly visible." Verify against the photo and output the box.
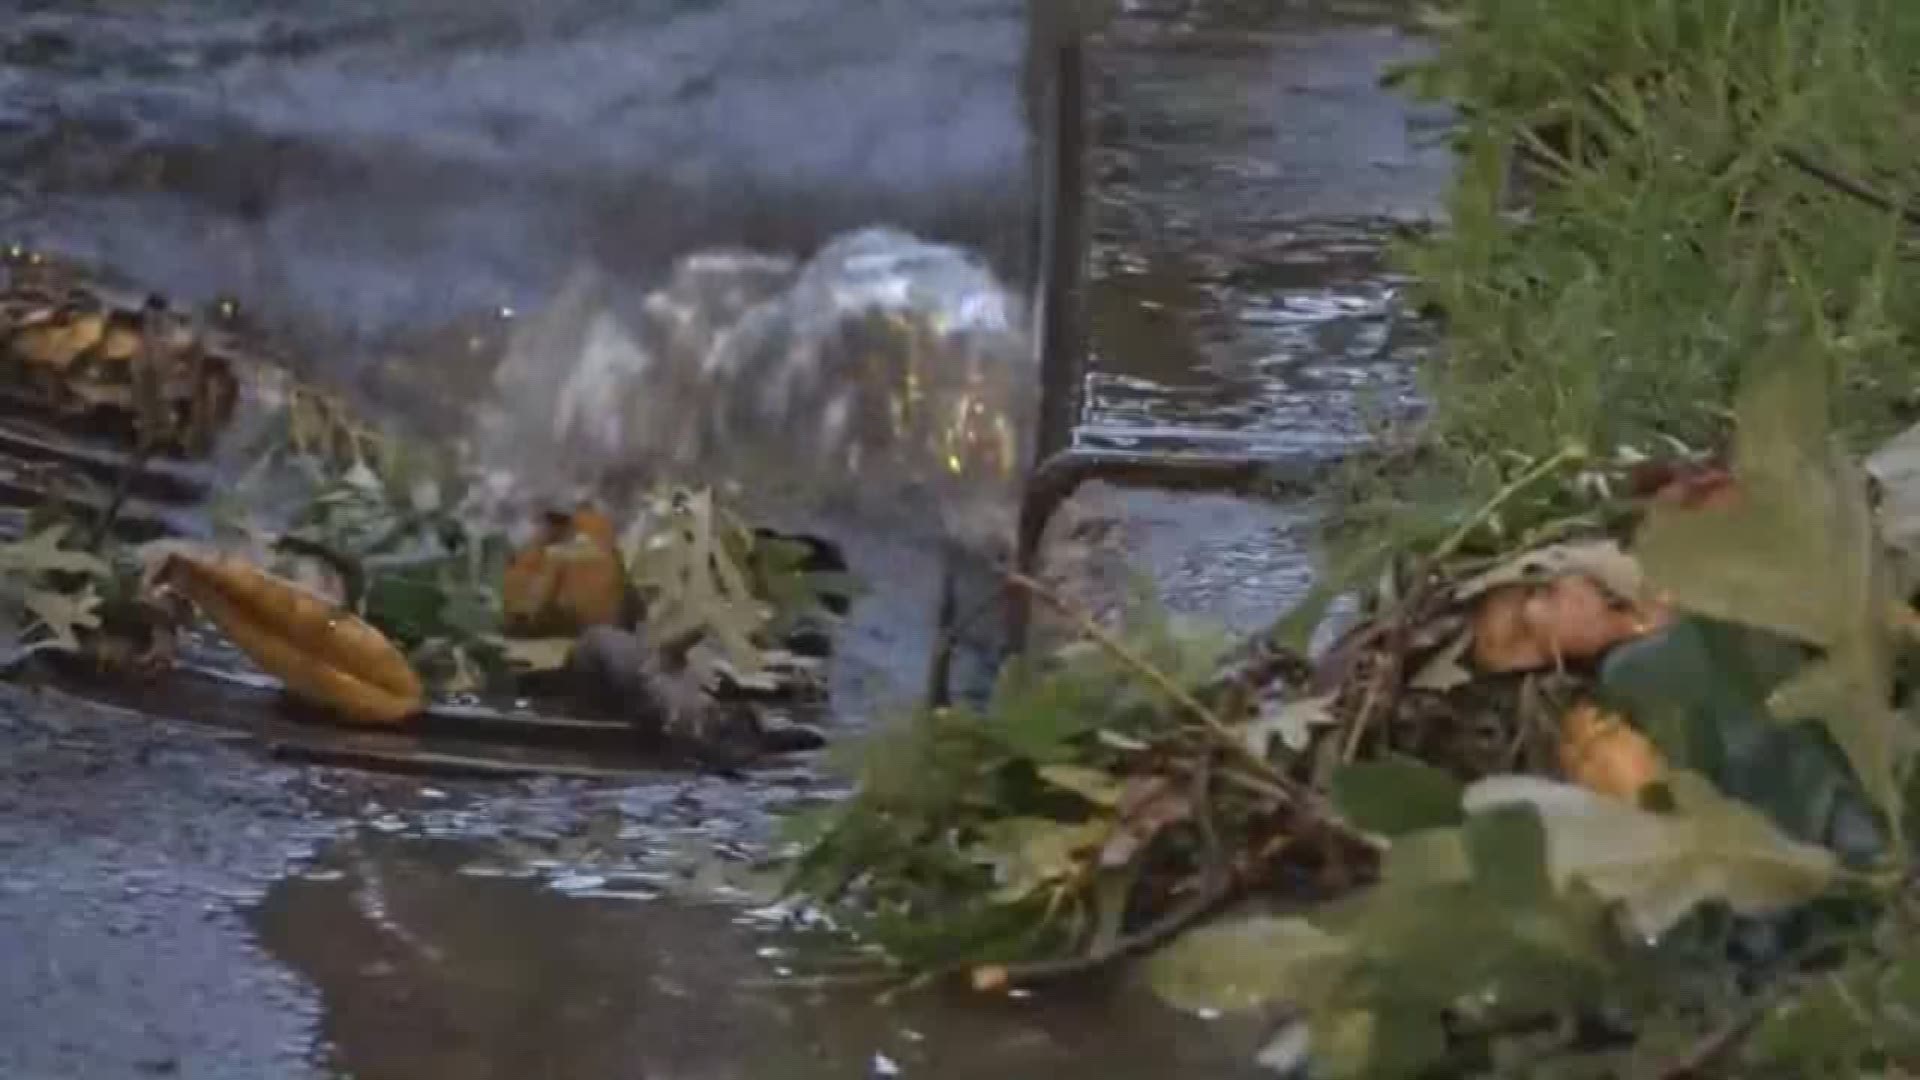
[0,0,1449,1077]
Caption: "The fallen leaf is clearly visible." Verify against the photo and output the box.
[160,550,425,726]
[1242,691,1340,757]
[0,524,112,579]
[1453,539,1650,606]
[499,635,577,673]
[631,488,772,677]
[1099,775,1192,868]
[1408,629,1474,691]
[1145,915,1355,1015]
[21,585,101,654]
[1558,701,1665,802]
[1463,771,1838,938]
[1471,573,1665,673]
[502,506,627,634]
[970,965,1010,993]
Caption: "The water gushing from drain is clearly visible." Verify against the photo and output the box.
[472,226,1037,553]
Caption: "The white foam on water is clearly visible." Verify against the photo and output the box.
[471,226,1038,552]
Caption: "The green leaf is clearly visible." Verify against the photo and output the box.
[1332,758,1467,837]
[1632,357,1904,823]
[969,817,1108,904]
[1144,916,1356,1015]
[1743,963,1882,1074]
[1378,827,1472,891]
[1464,805,1552,906]
[1463,771,1839,939]
[980,655,1108,762]
[1597,616,1884,859]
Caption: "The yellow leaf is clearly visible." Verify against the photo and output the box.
[500,636,577,673]
[1038,764,1126,807]
[161,551,424,726]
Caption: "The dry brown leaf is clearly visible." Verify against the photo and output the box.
[1470,574,1669,673]
[1558,700,1665,802]
[970,965,1010,993]
[1648,467,1740,512]
[160,550,425,726]
[1453,539,1649,605]
[12,310,104,369]
[1099,775,1194,868]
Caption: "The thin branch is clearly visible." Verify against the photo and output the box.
[987,758,1234,988]
[1779,147,1920,229]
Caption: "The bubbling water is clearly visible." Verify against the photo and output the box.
[471,227,1038,552]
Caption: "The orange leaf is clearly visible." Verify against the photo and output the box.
[1558,701,1665,801]
[1470,574,1669,673]
[160,551,424,726]
[970,965,1010,993]
[501,506,628,634]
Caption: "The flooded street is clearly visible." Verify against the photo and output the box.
[0,1,1448,1076]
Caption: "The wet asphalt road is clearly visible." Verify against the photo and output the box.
[0,2,1450,1076]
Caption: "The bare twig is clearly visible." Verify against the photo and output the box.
[1780,147,1920,229]
[985,757,1235,988]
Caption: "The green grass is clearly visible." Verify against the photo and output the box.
[1389,0,1920,468]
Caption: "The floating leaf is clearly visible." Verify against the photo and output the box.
[1144,916,1356,1015]
[21,585,101,654]
[0,524,111,579]
[1463,771,1838,938]
[160,550,425,726]
[502,507,627,635]
[630,488,772,677]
